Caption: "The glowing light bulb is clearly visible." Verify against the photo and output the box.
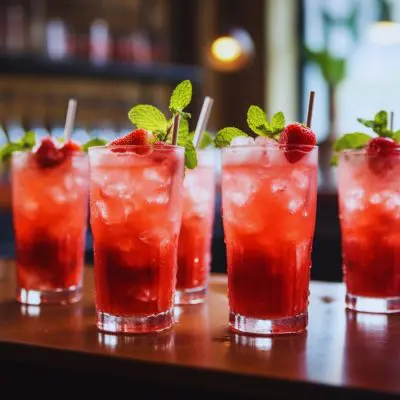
[211,36,242,63]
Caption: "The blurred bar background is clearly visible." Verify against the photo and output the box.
[1,0,400,282]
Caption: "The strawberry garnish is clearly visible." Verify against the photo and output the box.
[278,123,316,163]
[109,129,153,155]
[366,137,399,174]
[34,137,65,168]
[62,140,81,156]
[34,137,82,168]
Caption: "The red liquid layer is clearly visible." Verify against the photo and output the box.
[343,237,400,297]
[94,241,177,316]
[222,155,318,321]
[177,217,210,290]
[12,153,89,293]
[16,234,85,290]
[227,241,312,319]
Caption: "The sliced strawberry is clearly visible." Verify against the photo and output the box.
[109,129,153,155]
[34,137,65,168]
[278,123,316,163]
[366,137,399,175]
[61,140,82,157]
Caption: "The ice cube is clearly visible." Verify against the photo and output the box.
[50,186,69,204]
[101,181,134,199]
[95,199,132,224]
[227,173,259,207]
[146,190,169,205]
[143,167,170,186]
[344,188,365,212]
[370,193,382,204]
[254,136,275,146]
[231,136,255,146]
[271,179,287,193]
[288,198,305,214]
[291,168,310,190]
[384,191,400,210]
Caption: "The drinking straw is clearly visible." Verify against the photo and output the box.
[390,111,394,131]
[171,113,181,145]
[63,99,78,141]
[306,91,315,128]
[193,96,214,147]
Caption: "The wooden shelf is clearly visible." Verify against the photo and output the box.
[0,54,203,85]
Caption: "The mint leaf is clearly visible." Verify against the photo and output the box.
[358,111,388,136]
[184,140,197,169]
[20,131,36,149]
[393,130,400,143]
[0,142,24,162]
[357,118,375,128]
[331,132,371,166]
[177,134,197,169]
[333,133,371,151]
[82,137,108,152]
[169,80,192,113]
[247,105,271,136]
[271,112,285,134]
[330,153,339,167]
[128,105,168,133]
[215,127,249,148]
[375,110,387,127]
[179,118,190,137]
[199,131,214,149]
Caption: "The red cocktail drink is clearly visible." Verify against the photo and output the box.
[12,151,89,305]
[176,150,216,304]
[338,150,400,313]
[222,144,318,335]
[89,145,184,333]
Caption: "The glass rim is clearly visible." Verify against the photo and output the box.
[88,144,185,152]
[341,148,400,156]
[11,150,87,159]
[221,143,318,151]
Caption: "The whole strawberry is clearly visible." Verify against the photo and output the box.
[367,137,399,175]
[34,137,65,168]
[109,129,153,154]
[278,123,316,163]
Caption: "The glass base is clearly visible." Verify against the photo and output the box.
[174,286,206,305]
[346,293,400,314]
[96,308,174,334]
[17,286,82,305]
[229,311,308,336]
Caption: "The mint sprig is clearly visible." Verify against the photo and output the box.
[247,106,285,138]
[0,130,37,162]
[331,132,371,166]
[332,110,400,166]
[215,127,249,148]
[358,110,390,137]
[127,80,196,169]
[215,105,286,147]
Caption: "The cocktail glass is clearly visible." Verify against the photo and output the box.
[12,152,89,305]
[338,150,400,313]
[89,145,184,333]
[222,144,318,335]
[175,149,216,304]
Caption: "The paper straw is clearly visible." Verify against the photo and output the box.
[306,91,315,128]
[63,99,78,141]
[171,113,181,145]
[193,96,214,147]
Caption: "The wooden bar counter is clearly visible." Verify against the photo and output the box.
[0,260,399,398]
